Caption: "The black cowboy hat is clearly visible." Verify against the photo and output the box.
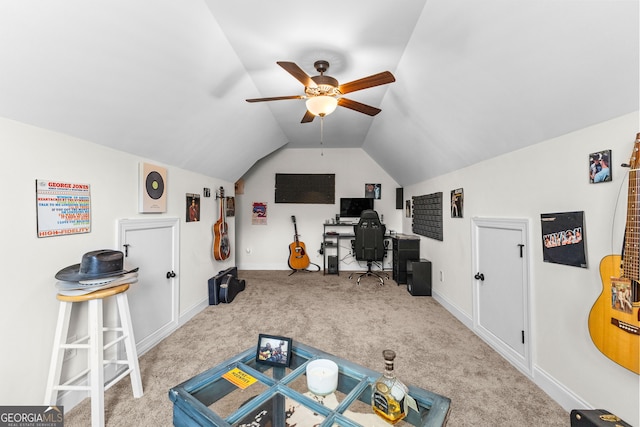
[55,249,133,282]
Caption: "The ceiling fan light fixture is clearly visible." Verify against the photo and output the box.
[306,95,338,117]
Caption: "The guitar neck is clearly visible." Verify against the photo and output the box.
[623,168,640,282]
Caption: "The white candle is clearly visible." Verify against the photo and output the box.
[306,359,338,396]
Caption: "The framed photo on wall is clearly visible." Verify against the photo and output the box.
[365,183,381,199]
[186,193,200,222]
[451,188,463,218]
[589,150,611,183]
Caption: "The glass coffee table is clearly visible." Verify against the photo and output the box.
[169,341,450,427]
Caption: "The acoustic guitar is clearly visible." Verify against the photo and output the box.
[213,187,231,261]
[288,215,310,270]
[588,133,640,374]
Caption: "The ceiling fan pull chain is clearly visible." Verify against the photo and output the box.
[320,116,324,156]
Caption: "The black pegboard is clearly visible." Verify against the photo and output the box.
[275,173,335,204]
[412,192,443,241]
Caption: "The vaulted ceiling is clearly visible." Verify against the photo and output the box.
[0,1,637,186]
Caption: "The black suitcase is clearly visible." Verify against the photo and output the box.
[570,409,632,427]
[208,267,238,305]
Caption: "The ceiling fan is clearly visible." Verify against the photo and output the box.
[246,60,395,123]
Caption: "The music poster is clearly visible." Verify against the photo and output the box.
[36,179,91,238]
[540,211,587,268]
[252,202,267,225]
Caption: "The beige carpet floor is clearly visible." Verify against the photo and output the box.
[64,270,569,426]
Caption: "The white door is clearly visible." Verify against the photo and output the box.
[472,217,531,375]
[118,218,179,355]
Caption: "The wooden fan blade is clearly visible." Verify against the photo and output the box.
[338,98,381,116]
[277,61,317,88]
[301,110,316,123]
[338,71,395,94]
[246,95,304,103]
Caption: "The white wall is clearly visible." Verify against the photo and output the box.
[236,148,402,271]
[0,117,234,405]
[404,112,639,426]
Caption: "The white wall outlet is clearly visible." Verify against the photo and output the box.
[439,271,444,282]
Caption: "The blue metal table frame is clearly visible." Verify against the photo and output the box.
[169,341,450,427]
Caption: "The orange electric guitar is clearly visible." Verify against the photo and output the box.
[588,133,640,374]
[288,215,310,271]
[213,187,231,261]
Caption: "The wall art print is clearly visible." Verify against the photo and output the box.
[541,211,587,268]
[252,202,267,225]
[589,150,611,183]
[36,179,91,237]
[139,162,167,213]
[365,183,381,199]
[186,193,200,222]
[451,188,463,218]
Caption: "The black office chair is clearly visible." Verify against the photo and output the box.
[349,209,388,285]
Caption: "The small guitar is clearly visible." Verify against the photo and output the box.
[213,187,231,261]
[588,133,640,374]
[288,215,310,270]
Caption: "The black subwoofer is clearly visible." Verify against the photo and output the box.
[406,259,431,296]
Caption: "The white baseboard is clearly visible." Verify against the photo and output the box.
[431,289,473,330]
[432,289,587,414]
[179,297,209,326]
[533,365,592,412]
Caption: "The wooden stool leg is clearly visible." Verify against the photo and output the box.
[88,299,105,427]
[44,301,72,405]
[116,292,143,397]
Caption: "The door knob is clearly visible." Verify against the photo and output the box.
[474,272,485,281]
[166,271,176,279]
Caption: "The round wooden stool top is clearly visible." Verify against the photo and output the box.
[56,283,130,303]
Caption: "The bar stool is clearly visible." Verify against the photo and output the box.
[44,283,143,427]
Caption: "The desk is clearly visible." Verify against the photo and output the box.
[322,223,392,275]
[169,341,451,427]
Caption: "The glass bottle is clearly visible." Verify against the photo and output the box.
[371,349,408,424]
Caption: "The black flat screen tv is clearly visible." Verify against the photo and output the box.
[339,197,374,218]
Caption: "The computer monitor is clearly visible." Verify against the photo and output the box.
[339,197,374,218]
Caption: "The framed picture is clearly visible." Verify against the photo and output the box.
[226,196,235,217]
[540,211,587,268]
[589,150,611,183]
[252,202,267,225]
[365,183,381,199]
[451,188,463,218]
[255,334,292,367]
[186,193,200,222]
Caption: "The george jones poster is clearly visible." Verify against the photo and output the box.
[540,211,587,268]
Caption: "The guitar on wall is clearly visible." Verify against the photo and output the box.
[213,186,231,261]
[288,215,310,271]
[588,133,640,375]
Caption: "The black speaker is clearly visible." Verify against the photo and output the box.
[407,259,431,296]
[396,188,403,210]
[328,256,338,274]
